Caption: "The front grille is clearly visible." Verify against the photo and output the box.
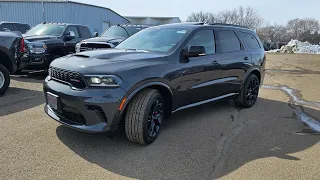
[80,43,112,52]
[53,109,86,125]
[49,67,87,89]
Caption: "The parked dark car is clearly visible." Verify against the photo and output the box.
[0,21,30,34]
[75,24,149,53]
[0,31,28,95]
[44,23,266,145]
[23,22,92,70]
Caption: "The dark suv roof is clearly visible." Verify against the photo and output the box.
[159,22,255,32]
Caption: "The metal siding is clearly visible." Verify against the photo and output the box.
[0,1,129,33]
[0,2,43,27]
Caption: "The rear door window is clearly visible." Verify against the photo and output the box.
[216,30,242,53]
[77,26,91,38]
[187,30,216,54]
[239,32,261,49]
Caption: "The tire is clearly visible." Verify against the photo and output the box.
[0,64,10,96]
[125,89,164,145]
[234,74,260,108]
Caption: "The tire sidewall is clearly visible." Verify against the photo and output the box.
[142,91,164,144]
[0,64,10,96]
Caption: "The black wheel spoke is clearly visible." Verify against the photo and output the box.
[147,97,164,139]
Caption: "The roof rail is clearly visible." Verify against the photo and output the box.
[210,23,249,29]
[178,22,205,25]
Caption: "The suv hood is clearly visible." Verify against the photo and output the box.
[50,49,166,74]
[23,35,58,42]
[81,37,125,44]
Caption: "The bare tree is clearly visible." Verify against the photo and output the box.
[286,18,320,40]
[257,24,289,43]
[186,6,263,29]
[186,11,215,24]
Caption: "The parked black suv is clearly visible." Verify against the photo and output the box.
[23,22,92,70]
[44,23,266,145]
[76,24,149,53]
[0,31,28,95]
[0,21,30,34]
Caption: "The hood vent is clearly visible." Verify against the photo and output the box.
[74,54,90,58]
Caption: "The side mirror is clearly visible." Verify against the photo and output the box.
[3,28,10,32]
[94,32,99,37]
[65,31,75,41]
[183,46,206,58]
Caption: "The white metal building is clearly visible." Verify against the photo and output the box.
[125,16,181,26]
[0,0,130,34]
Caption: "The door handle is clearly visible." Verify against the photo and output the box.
[243,57,249,60]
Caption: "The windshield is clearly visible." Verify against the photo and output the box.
[116,27,189,53]
[101,26,129,38]
[26,24,65,36]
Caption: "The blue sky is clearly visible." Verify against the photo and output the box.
[76,0,319,25]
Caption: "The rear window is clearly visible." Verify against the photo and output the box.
[78,26,91,38]
[239,32,261,49]
[216,30,242,53]
[0,23,15,31]
[16,24,30,34]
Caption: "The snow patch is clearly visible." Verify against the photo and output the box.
[267,40,320,54]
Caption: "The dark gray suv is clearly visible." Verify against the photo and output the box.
[44,23,266,145]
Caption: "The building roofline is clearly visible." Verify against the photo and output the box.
[1,0,131,23]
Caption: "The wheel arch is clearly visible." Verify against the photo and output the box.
[245,68,261,83]
[120,82,174,120]
[0,47,14,73]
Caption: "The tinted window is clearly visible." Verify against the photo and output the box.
[77,26,91,38]
[16,24,30,33]
[117,28,188,53]
[217,30,241,53]
[187,30,215,54]
[65,26,79,38]
[0,23,15,31]
[101,26,129,38]
[124,26,144,36]
[26,24,65,36]
[239,32,261,49]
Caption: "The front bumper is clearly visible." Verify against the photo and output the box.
[44,79,126,133]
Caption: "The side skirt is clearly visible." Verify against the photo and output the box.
[172,93,239,113]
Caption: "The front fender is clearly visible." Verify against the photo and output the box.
[111,81,173,129]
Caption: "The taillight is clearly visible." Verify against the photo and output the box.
[20,38,26,53]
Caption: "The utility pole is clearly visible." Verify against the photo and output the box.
[42,0,45,22]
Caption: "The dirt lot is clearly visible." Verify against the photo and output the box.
[0,53,319,180]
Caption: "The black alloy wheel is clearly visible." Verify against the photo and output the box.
[245,76,260,106]
[234,74,260,108]
[147,98,164,140]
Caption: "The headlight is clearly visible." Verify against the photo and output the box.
[75,42,81,53]
[28,43,47,54]
[86,75,123,87]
